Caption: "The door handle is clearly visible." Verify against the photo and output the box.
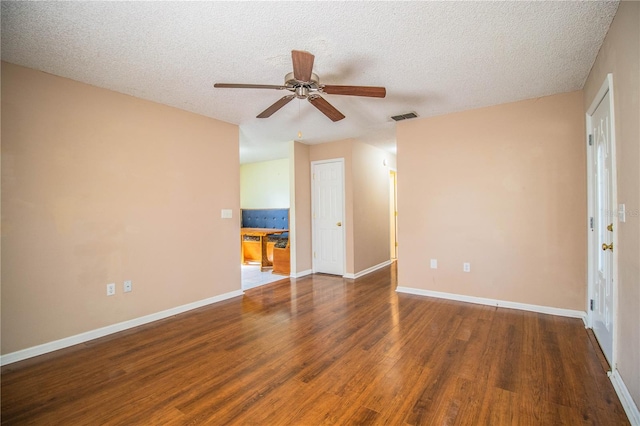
[337,222,342,227]
[607,223,613,232]
[602,243,613,251]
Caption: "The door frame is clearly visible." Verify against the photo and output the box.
[586,73,618,371]
[389,169,398,260]
[311,158,346,276]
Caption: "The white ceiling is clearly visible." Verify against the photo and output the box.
[1,1,618,164]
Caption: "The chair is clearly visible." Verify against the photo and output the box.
[272,239,290,275]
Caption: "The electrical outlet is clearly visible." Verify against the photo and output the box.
[463,263,471,273]
[124,280,132,293]
[107,283,116,296]
[430,259,437,269]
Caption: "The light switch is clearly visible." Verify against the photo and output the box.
[430,259,437,269]
[619,204,626,222]
[221,209,233,219]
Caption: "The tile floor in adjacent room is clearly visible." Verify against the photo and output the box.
[241,264,289,290]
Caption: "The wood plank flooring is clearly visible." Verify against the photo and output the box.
[1,264,630,425]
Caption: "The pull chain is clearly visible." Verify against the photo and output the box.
[297,99,302,139]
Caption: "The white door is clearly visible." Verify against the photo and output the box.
[590,89,615,365]
[312,160,345,275]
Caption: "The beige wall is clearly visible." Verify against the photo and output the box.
[583,0,640,409]
[308,138,396,276]
[1,62,240,354]
[397,91,586,310]
[240,158,289,209]
[290,141,312,274]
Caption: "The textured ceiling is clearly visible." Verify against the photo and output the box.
[1,1,618,164]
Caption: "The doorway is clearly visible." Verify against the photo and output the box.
[389,170,398,260]
[586,74,618,368]
[239,158,292,290]
[311,159,345,275]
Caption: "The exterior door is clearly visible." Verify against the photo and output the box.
[590,89,615,366]
[312,160,345,275]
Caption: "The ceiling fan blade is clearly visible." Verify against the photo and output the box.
[308,95,345,122]
[322,85,386,98]
[214,83,287,90]
[292,50,315,82]
[257,95,295,118]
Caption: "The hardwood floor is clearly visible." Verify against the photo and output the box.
[1,264,629,425]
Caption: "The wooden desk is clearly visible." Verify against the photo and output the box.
[241,228,289,271]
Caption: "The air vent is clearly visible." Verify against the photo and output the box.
[391,112,418,121]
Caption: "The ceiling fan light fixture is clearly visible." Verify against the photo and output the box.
[295,86,309,99]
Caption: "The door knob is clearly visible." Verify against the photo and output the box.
[607,223,613,232]
[336,222,342,227]
[602,243,613,251]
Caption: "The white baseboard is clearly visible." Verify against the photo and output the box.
[395,286,586,320]
[343,260,392,280]
[292,269,312,278]
[0,289,244,366]
[242,281,271,291]
[610,369,640,425]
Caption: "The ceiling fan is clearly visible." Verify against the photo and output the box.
[214,50,386,122]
